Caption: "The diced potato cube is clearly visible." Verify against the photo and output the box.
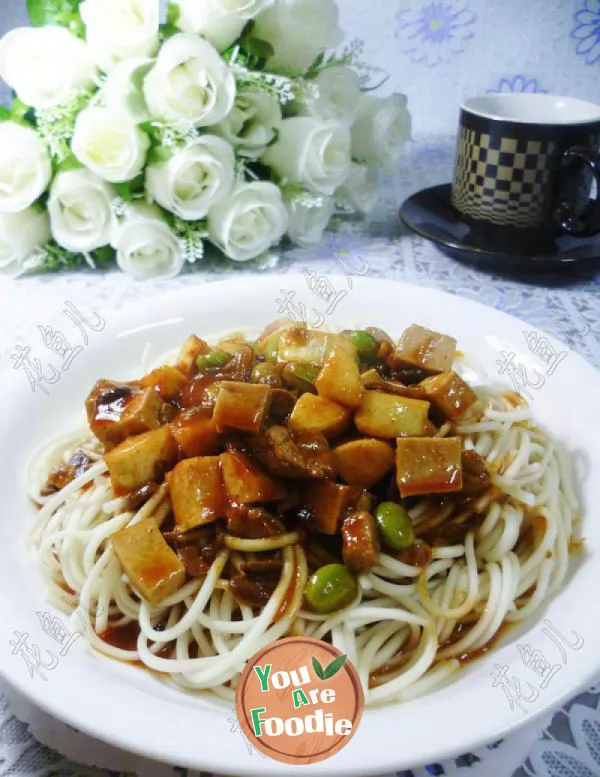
[217,337,250,356]
[390,325,457,375]
[420,371,478,421]
[288,394,351,439]
[355,391,430,438]
[112,518,185,605]
[301,480,358,535]
[105,427,178,496]
[333,438,395,488]
[396,437,463,498]
[167,456,226,532]
[176,335,210,377]
[315,345,364,408]
[86,381,165,448]
[213,381,270,433]
[342,511,380,573]
[221,450,286,503]
[140,366,187,400]
[171,411,221,458]
[278,326,354,366]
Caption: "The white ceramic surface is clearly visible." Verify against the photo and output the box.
[462,94,600,125]
[0,274,599,776]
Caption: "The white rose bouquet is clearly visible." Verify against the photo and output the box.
[0,0,411,278]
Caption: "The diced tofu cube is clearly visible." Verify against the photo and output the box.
[171,411,221,458]
[105,427,178,496]
[86,381,165,448]
[301,480,358,535]
[333,438,395,488]
[355,391,430,438]
[213,381,270,434]
[396,437,463,498]
[140,366,187,400]
[221,450,286,503]
[278,326,354,366]
[420,371,478,421]
[288,394,351,439]
[176,335,210,377]
[316,345,364,408]
[342,512,380,574]
[112,518,185,605]
[390,325,457,375]
[167,456,226,532]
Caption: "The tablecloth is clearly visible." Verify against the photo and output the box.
[0,138,599,777]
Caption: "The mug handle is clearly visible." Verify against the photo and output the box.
[556,146,600,236]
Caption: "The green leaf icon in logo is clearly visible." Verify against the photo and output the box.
[312,654,347,681]
[323,654,347,679]
[312,656,326,680]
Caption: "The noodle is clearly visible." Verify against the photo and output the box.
[28,357,579,708]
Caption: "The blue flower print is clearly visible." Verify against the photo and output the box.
[572,0,600,65]
[487,75,548,94]
[395,1,477,68]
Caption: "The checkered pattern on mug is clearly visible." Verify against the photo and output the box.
[452,127,557,227]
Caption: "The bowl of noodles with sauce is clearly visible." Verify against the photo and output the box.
[0,275,598,776]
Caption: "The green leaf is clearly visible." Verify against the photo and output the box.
[93,245,116,268]
[0,105,11,122]
[242,38,274,62]
[166,2,180,27]
[148,145,173,165]
[56,154,82,173]
[159,22,180,41]
[27,0,82,27]
[311,657,326,681]
[114,174,145,203]
[323,654,347,680]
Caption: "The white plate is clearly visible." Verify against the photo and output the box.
[0,275,599,776]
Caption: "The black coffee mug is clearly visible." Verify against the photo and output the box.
[451,94,600,250]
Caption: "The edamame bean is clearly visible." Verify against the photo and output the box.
[374,502,416,550]
[195,350,230,370]
[304,564,358,613]
[347,330,380,360]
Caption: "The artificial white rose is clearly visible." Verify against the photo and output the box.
[146,136,235,220]
[80,0,160,73]
[253,0,343,73]
[0,209,51,272]
[143,34,236,128]
[175,0,274,51]
[48,169,116,253]
[100,58,154,123]
[299,66,361,125]
[72,107,150,184]
[208,181,288,261]
[112,204,184,280]
[286,195,334,248]
[336,162,380,214]
[213,88,282,159]
[351,94,411,171]
[0,123,52,213]
[261,117,351,196]
[0,26,96,110]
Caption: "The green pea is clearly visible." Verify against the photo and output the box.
[304,564,358,614]
[347,330,380,360]
[282,363,320,393]
[195,350,230,370]
[374,502,416,550]
[251,362,282,386]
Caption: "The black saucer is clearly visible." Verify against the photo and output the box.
[399,184,600,276]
